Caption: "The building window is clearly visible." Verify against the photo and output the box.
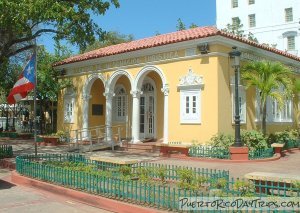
[64,88,75,123]
[271,99,292,122]
[256,88,293,123]
[178,68,204,124]
[231,78,246,123]
[113,85,127,122]
[248,0,255,5]
[64,101,74,122]
[232,17,240,28]
[232,0,238,8]
[285,8,293,22]
[180,90,201,123]
[248,14,256,28]
[287,36,295,50]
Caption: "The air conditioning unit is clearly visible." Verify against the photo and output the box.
[198,43,209,54]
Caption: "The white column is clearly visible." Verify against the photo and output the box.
[82,94,91,139]
[161,85,169,144]
[131,90,141,143]
[104,91,114,143]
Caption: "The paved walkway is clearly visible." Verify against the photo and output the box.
[0,138,160,164]
[0,169,111,213]
[1,137,300,179]
[1,137,300,212]
[154,150,300,178]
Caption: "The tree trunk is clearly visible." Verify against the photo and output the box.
[5,108,9,131]
[39,100,43,134]
[293,95,299,131]
[262,102,267,136]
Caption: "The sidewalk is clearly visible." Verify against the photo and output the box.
[154,149,300,178]
[0,168,111,213]
[0,138,160,164]
[1,137,300,178]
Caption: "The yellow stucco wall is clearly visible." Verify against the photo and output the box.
[89,79,105,127]
[57,43,300,144]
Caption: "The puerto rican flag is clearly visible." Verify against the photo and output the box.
[7,54,36,105]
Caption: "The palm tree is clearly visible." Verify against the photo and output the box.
[292,78,300,130]
[241,60,293,135]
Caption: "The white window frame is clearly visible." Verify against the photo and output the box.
[64,88,76,123]
[231,77,246,124]
[287,36,295,50]
[232,17,239,28]
[180,90,201,124]
[285,8,293,22]
[178,68,204,124]
[232,0,238,8]
[270,99,293,122]
[113,85,127,122]
[248,14,256,28]
[248,0,255,5]
[255,88,293,123]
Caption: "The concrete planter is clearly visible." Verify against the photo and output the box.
[18,133,32,140]
[229,146,249,161]
[39,136,59,146]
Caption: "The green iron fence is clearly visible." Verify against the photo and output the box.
[15,154,299,212]
[0,132,18,138]
[16,154,230,182]
[0,145,13,159]
[248,148,274,160]
[189,146,276,160]
[188,146,230,159]
[283,139,300,150]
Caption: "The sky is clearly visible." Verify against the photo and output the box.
[39,0,216,54]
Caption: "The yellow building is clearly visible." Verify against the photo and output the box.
[54,26,300,144]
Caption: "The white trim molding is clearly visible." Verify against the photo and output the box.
[64,87,76,123]
[177,68,204,124]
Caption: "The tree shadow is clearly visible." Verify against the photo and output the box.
[0,179,16,190]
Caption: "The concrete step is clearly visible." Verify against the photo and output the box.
[119,141,162,154]
[123,148,160,155]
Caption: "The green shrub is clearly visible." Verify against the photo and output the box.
[241,130,268,151]
[211,178,228,189]
[137,167,153,184]
[155,167,167,182]
[209,131,268,150]
[119,165,132,176]
[208,133,234,149]
[268,130,298,145]
[176,168,196,189]
[233,180,255,197]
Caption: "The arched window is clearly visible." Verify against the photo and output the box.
[113,85,127,122]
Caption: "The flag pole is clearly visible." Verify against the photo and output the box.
[34,39,38,156]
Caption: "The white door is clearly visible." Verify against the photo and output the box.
[139,81,155,139]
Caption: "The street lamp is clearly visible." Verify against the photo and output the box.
[229,46,243,147]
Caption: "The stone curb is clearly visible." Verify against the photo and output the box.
[10,171,164,213]
[164,153,282,163]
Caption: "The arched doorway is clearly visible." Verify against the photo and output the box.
[139,77,156,139]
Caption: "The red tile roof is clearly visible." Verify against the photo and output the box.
[54,26,300,66]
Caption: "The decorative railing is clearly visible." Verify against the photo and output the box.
[283,139,300,150]
[189,146,277,160]
[16,154,229,182]
[0,145,13,159]
[248,148,274,160]
[188,146,230,159]
[15,154,299,212]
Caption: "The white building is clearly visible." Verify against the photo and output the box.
[216,0,300,56]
